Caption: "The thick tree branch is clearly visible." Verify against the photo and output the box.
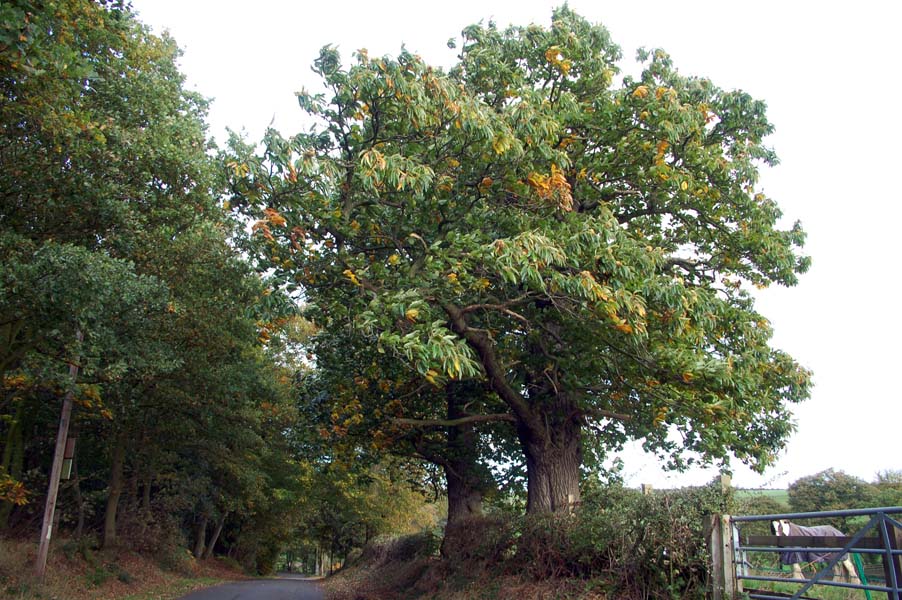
[461,301,530,325]
[394,413,516,428]
[442,302,538,432]
[577,407,632,423]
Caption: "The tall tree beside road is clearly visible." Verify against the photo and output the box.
[1,1,303,570]
[228,6,812,513]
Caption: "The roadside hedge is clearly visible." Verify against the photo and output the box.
[442,481,730,599]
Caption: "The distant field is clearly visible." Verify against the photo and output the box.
[735,488,790,507]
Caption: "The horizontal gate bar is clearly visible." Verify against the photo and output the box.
[732,506,902,522]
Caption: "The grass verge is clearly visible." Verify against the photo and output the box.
[0,536,245,600]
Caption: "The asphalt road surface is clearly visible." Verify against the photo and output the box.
[177,575,323,599]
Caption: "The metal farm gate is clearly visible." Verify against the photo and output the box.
[708,507,902,600]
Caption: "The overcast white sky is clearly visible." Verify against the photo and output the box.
[131,0,901,490]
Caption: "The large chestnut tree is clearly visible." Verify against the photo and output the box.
[229,7,811,513]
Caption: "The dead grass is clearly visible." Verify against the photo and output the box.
[322,546,612,600]
[324,562,612,600]
[0,536,247,600]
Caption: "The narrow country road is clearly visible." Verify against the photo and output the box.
[177,574,323,599]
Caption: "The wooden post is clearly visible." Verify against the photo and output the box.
[706,514,738,600]
[35,329,81,580]
[721,515,738,599]
[881,519,902,600]
[705,515,724,600]
[720,474,732,494]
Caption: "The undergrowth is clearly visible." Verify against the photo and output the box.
[0,535,244,600]
[326,481,731,599]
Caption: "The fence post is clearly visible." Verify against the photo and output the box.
[707,514,738,600]
[881,518,902,600]
[721,515,738,599]
[705,515,723,600]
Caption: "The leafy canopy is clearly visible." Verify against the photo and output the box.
[228,6,811,474]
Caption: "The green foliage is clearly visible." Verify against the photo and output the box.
[432,482,729,599]
[788,469,874,514]
[872,470,902,507]
[229,6,812,513]
[285,458,443,572]
[156,546,196,576]
[0,1,308,574]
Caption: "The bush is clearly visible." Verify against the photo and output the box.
[157,545,197,576]
[60,535,101,566]
[386,531,440,562]
[353,531,441,568]
[441,515,516,565]
[439,481,730,600]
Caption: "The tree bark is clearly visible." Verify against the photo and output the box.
[518,412,582,513]
[102,431,127,548]
[444,384,489,524]
[443,302,583,514]
[194,515,208,559]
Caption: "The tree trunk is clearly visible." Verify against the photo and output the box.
[0,401,25,528]
[102,432,127,548]
[202,513,227,560]
[518,409,582,514]
[194,515,208,558]
[443,303,582,515]
[74,459,85,538]
[444,383,490,524]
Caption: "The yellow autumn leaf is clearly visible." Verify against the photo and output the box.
[632,85,649,99]
[342,269,360,286]
[653,407,668,427]
[614,323,633,334]
[263,207,286,227]
[405,308,419,321]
